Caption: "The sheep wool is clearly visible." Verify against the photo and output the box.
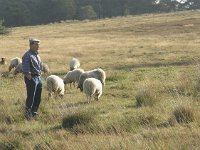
[14,63,22,75]
[9,57,22,72]
[46,75,65,100]
[69,58,80,71]
[64,68,84,86]
[78,68,106,91]
[83,78,102,103]
[14,62,49,75]
[42,63,50,74]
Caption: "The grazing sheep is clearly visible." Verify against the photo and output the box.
[1,57,7,65]
[83,78,102,103]
[63,68,84,87]
[42,63,50,74]
[9,57,22,72]
[14,63,22,75]
[46,75,65,100]
[14,62,49,75]
[69,58,80,71]
[77,68,106,92]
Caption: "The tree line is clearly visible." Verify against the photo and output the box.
[0,0,199,27]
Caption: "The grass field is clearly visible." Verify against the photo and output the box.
[1,10,200,149]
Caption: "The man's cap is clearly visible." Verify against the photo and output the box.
[29,38,40,45]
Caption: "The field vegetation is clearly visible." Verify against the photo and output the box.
[1,10,200,149]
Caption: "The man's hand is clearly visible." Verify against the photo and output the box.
[26,74,32,80]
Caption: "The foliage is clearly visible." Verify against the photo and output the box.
[173,106,195,124]
[0,0,199,27]
[0,20,8,35]
[135,87,158,107]
[77,5,97,20]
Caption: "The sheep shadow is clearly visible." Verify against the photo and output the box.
[65,101,88,108]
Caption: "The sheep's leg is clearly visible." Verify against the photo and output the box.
[94,94,98,101]
[87,95,89,103]
[54,92,58,99]
[87,95,91,103]
[97,90,102,101]
[73,82,75,88]
[94,91,100,101]
[48,93,52,100]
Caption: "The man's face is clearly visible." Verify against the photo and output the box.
[31,43,40,51]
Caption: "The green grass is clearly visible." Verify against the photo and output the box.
[1,10,200,149]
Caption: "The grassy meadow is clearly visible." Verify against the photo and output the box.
[1,10,200,149]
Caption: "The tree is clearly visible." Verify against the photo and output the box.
[126,0,159,14]
[0,0,31,26]
[0,19,9,34]
[36,0,76,24]
[77,5,97,20]
[157,0,178,12]
[180,0,200,10]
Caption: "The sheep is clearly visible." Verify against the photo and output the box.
[14,63,22,75]
[41,63,50,74]
[83,78,103,103]
[14,62,49,75]
[77,68,106,92]
[63,68,84,87]
[9,57,22,72]
[46,75,65,100]
[69,58,80,71]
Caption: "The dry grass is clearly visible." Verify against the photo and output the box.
[1,10,200,149]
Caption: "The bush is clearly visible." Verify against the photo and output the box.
[0,140,22,150]
[62,111,100,134]
[135,88,157,107]
[62,111,97,130]
[173,106,195,124]
[0,20,9,35]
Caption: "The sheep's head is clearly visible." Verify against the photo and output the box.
[59,94,64,99]
[14,69,20,75]
[8,65,14,72]
[58,87,65,99]
[77,83,83,92]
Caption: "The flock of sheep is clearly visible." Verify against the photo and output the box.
[8,57,106,103]
[8,57,49,75]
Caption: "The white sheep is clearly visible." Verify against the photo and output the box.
[83,78,103,103]
[77,68,106,92]
[14,62,49,75]
[69,58,80,71]
[63,68,84,87]
[14,63,22,75]
[41,63,50,74]
[46,75,65,100]
[9,57,22,72]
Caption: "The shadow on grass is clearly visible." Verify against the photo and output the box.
[65,101,88,108]
[113,59,197,70]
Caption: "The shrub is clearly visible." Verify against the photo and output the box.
[173,106,195,124]
[135,88,157,107]
[0,140,22,150]
[62,111,97,131]
[0,20,9,35]
[137,115,157,126]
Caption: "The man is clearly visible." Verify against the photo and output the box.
[22,38,43,119]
